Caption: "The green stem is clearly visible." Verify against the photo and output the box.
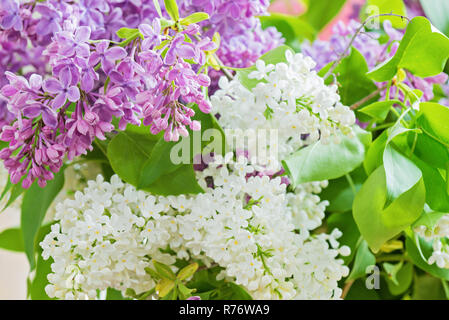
[345,173,356,196]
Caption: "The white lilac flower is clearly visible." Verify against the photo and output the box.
[414,214,449,269]
[41,156,349,300]
[211,50,356,169]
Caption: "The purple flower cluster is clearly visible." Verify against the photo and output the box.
[302,19,448,102]
[0,0,219,188]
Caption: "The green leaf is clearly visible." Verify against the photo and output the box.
[164,0,180,21]
[353,166,425,252]
[21,170,65,270]
[412,132,449,169]
[348,240,376,280]
[385,262,413,295]
[417,102,449,148]
[412,157,449,212]
[345,279,380,300]
[138,138,183,187]
[260,13,315,51]
[361,0,407,29]
[107,126,159,186]
[320,47,378,106]
[358,100,401,122]
[420,0,449,36]
[383,143,422,206]
[224,283,253,300]
[406,235,449,281]
[116,27,141,40]
[283,126,371,186]
[367,17,449,81]
[106,288,128,300]
[153,260,176,280]
[236,45,294,90]
[320,166,367,213]
[301,0,346,32]
[1,181,25,212]
[0,227,24,252]
[29,256,55,300]
[146,165,204,196]
[383,261,403,286]
[180,12,209,25]
[364,130,388,175]
[177,262,199,281]
[412,274,448,300]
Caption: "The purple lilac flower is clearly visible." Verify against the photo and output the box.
[43,68,80,109]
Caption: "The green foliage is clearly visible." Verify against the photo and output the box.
[108,104,225,196]
[21,170,65,270]
[347,240,376,280]
[180,12,209,25]
[367,17,449,81]
[0,227,24,252]
[283,127,371,186]
[300,0,346,32]
[384,262,413,295]
[116,27,142,40]
[353,166,425,252]
[164,0,180,21]
[187,267,253,300]
[359,100,402,122]
[260,13,315,51]
[417,102,449,148]
[320,47,378,106]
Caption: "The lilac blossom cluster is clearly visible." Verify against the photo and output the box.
[0,0,217,188]
[302,19,448,102]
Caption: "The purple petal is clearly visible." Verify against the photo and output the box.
[164,48,177,65]
[88,52,101,67]
[67,86,80,102]
[59,68,72,88]
[52,92,67,109]
[42,108,58,128]
[75,26,91,42]
[77,120,89,135]
[105,47,127,61]
[138,24,153,37]
[43,78,62,94]
[1,15,15,29]
[23,105,42,118]
[29,74,42,91]
[81,73,94,92]
[96,40,109,54]
[177,45,196,60]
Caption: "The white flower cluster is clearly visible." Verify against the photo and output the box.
[415,214,449,269]
[211,50,356,168]
[286,181,329,235]
[41,156,349,300]
[41,175,180,300]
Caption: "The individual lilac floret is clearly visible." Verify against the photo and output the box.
[43,68,80,109]
[0,0,22,31]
